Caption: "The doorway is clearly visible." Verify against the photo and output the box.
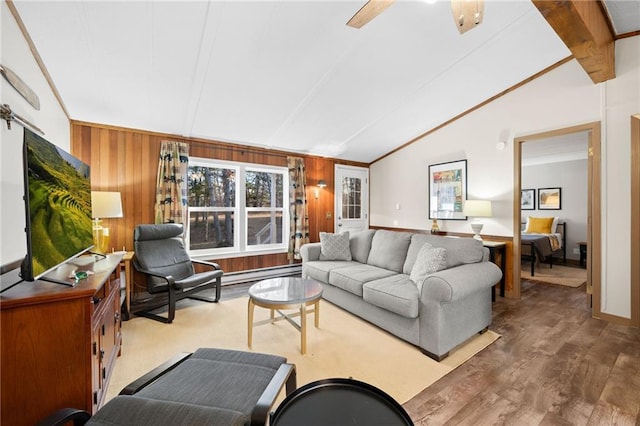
[334,165,369,234]
[513,122,601,316]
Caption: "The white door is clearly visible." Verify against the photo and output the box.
[335,165,369,234]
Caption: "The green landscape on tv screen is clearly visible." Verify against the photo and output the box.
[24,129,93,278]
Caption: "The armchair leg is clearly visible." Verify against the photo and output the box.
[167,288,176,324]
[215,277,221,302]
[134,310,172,323]
[186,278,222,303]
[132,279,222,324]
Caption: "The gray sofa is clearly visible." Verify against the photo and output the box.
[300,229,502,361]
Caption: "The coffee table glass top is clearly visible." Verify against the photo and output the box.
[248,277,323,305]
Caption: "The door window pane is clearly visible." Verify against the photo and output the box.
[342,177,362,219]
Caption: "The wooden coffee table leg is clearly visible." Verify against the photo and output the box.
[247,298,255,349]
[314,300,320,328]
[300,304,307,355]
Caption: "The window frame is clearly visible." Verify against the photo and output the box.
[187,157,289,259]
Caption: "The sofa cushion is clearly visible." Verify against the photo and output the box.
[363,275,419,319]
[409,244,448,285]
[403,234,484,274]
[329,264,397,296]
[303,260,354,284]
[319,232,352,261]
[367,230,412,273]
[349,229,376,263]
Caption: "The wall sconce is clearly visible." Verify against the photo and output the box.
[314,180,327,199]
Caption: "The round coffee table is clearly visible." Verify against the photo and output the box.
[248,277,323,354]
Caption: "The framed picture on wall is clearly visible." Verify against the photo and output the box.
[429,159,467,220]
[538,187,561,210]
[521,188,535,210]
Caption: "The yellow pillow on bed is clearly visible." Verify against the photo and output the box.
[526,217,554,234]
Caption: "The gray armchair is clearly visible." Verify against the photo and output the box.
[132,223,223,323]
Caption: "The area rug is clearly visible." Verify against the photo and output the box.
[521,262,586,287]
[107,296,500,405]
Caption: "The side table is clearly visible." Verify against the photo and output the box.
[482,241,506,301]
[577,242,587,268]
[121,251,135,320]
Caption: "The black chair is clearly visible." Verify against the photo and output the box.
[132,223,223,323]
[37,348,297,426]
[270,378,414,425]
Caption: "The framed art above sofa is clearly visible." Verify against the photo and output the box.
[429,159,467,220]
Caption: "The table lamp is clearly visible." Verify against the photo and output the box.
[462,200,492,241]
[91,191,123,254]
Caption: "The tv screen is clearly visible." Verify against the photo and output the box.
[21,128,94,281]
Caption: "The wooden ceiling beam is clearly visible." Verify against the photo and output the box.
[532,0,615,84]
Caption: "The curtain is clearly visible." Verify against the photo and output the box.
[287,156,309,262]
[155,141,189,225]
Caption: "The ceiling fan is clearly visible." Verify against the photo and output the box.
[346,0,484,34]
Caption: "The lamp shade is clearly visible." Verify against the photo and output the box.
[463,200,492,217]
[91,191,123,219]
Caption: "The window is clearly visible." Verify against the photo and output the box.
[187,158,288,257]
[245,168,285,247]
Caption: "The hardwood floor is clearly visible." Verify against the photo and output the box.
[403,280,640,425]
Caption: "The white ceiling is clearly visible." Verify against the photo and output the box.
[10,1,639,163]
[521,131,589,166]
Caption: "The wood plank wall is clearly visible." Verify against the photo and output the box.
[71,121,366,273]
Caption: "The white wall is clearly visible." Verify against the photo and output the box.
[1,2,70,267]
[600,37,639,318]
[522,159,588,260]
[370,37,640,320]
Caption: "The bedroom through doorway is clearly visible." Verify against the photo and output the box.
[513,122,601,314]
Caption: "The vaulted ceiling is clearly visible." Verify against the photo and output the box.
[8,1,639,163]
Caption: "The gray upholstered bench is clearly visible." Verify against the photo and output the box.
[38,348,297,426]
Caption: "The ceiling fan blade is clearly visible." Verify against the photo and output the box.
[347,0,396,29]
[451,0,484,34]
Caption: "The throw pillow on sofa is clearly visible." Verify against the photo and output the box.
[319,231,352,261]
[410,243,448,284]
[349,229,376,263]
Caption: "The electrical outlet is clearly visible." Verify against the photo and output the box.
[572,248,580,255]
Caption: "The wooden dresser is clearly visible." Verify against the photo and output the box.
[0,253,123,426]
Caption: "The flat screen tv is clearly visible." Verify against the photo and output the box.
[20,128,94,284]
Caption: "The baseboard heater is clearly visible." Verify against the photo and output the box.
[221,264,302,286]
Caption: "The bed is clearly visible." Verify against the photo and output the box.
[521,218,566,277]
